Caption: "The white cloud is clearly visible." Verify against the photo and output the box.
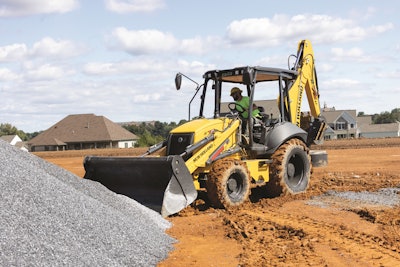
[109,27,225,56]
[84,62,119,75]
[227,17,281,46]
[319,78,375,111]
[0,37,85,65]
[180,36,224,55]
[0,43,28,62]
[84,59,169,76]
[105,0,165,13]
[376,70,400,79]
[110,27,178,55]
[318,63,334,72]
[0,0,79,17]
[330,47,383,63]
[332,47,364,57]
[180,37,207,55]
[226,14,394,47]
[25,63,69,81]
[132,92,161,102]
[0,68,19,81]
[30,37,85,59]
[324,78,362,88]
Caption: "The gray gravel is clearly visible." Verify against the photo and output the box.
[308,187,400,209]
[325,188,400,207]
[0,140,175,266]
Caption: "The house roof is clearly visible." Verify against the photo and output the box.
[357,115,372,126]
[14,141,28,150]
[359,122,400,133]
[0,135,18,143]
[28,114,138,146]
[321,110,357,124]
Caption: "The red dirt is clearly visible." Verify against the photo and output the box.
[36,138,400,267]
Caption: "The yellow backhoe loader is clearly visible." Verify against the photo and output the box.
[84,40,327,217]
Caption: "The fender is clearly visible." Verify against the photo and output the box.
[263,121,307,155]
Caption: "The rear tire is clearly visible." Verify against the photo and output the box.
[206,158,250,208]
[267,138,311,197]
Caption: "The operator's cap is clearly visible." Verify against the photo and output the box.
[230,87,242,96]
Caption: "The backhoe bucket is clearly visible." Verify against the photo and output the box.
[83,155,197,217]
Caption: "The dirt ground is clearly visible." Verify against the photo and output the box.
[36,138,400,267]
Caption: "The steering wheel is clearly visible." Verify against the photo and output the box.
[228,102,246,116]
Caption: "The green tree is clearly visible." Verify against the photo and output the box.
[0,123,29,140]
[25,131,41,140]
[136,130,163,147]
[372,108,400,124]
[391,108,400,121]
[123,120,186,147]
[0,123,18,135]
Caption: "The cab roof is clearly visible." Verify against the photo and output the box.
[203,66,298,84]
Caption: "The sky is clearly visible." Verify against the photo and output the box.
[0,0,399,132]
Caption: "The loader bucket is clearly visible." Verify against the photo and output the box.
[83,155,197,217]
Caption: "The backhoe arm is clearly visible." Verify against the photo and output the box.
[287,40,326,145]
[288,40,322,126]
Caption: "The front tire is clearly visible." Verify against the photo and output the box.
[206,158,250,208]
[267,138,311,196]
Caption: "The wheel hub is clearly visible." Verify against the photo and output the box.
[227,178,238,192]
[287,163,295,178]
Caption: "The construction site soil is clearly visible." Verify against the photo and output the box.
[35,137,400,267]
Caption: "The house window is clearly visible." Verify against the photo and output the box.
[336,122,346,130]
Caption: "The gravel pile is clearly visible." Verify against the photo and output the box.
[0,140,175,266]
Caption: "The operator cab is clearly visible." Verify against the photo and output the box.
[204,67,299,146]
[175,64,324,156]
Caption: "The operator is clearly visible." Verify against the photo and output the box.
[230,87,262,119]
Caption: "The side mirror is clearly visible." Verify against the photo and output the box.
[175,73,182,90]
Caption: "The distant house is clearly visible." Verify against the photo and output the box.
[321,106,400,139]
[358,122,400,138]
[0,134,28,151]
[28,114,139,152]
[321,109,358,140]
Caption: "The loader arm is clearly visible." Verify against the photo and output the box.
[184,119,241,176]
[149,117,242,215]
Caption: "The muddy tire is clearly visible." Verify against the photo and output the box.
[267,138,311,197]
[206,158,251,208]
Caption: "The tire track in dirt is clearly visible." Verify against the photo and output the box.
[222,199,400,266]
